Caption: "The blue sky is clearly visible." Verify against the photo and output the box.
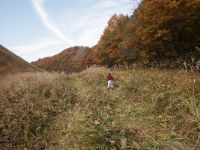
[0,0,139,62]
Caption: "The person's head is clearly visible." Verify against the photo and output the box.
[108,73,112,76]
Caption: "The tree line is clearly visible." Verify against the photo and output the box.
[89,0,200,68]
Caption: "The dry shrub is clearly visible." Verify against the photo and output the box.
[1,67,200,149]
[0,72,77,149]
[64,67,200,149]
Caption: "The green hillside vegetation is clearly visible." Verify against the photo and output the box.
[1,67,200,149]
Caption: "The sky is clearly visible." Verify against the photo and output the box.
[0,0,139,62]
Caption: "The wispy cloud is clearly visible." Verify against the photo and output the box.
[60,0,134,46]
[11,38,66,62]
[12,38,61,53]
[32,0,74,45]
[9,0,138,62]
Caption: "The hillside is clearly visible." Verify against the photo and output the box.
[0,44,38,76]
[93,0,200,67]
[33,0,200,72]
[33,46,94,72]
[1,67,200,149]
[1,0,200,148]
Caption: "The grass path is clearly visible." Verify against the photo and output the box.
[48,75,96,150]
[48,72,128,149]
[2,68,200,149]
[48,69,200,150]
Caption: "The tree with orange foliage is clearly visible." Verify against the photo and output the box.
[94,0,200,66]
[124,0,200,61]
[94,14,129,66]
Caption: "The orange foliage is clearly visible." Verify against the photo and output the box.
[33,46,94,72]
[34,0,200,70]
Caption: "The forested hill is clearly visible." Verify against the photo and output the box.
[93,0,200,67]
[33,46,93,72]
[34,0,200,72]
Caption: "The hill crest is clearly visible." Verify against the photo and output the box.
[33,46,94,72]
[0,44,38,76]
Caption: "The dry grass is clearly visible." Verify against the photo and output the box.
[0,67,200,149]
[63,67,200,150]
[0,45,38,77]
[0,72,77,149]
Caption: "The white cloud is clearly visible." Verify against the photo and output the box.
[32,0,75,45]
[11,38,66,62]
[89,0,119,11]
[60,0,134,47]
[12,38,61,53]
[10,0,139,62]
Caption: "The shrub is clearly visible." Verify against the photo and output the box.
[0,72,77,149]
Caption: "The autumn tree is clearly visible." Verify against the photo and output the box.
[35,0,200,69]
[124,0,200,61]
[94,0,200,66]
[94,14,129,66]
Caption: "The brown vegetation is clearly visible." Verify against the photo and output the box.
[0,67,200,149]
[0,72,77,149]
[33,46,94,73]
[33,0,200,72]
[94,0,200,67]
[0,45,38,77]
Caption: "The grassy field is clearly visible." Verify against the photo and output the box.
[0,67,200,150]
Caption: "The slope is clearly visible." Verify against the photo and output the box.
[33,46,94,72]
[0,44,38,76]
[1,67,199,149]
[51,67,200,150]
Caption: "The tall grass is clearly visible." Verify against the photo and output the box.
[0,72,77,149]
[0,68,200,149]
[62,67,200,149]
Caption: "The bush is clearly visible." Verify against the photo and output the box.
[0,72,77,149]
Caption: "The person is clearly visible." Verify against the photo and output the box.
[107,73,114,89]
